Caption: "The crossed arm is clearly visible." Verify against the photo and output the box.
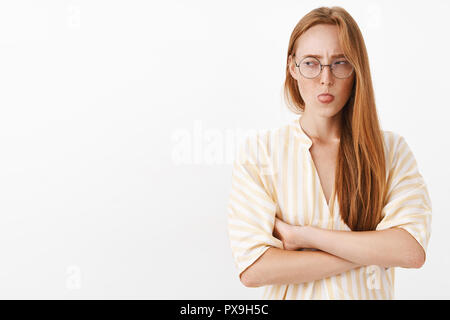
[240,218,426,288]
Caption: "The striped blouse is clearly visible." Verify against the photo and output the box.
[227,114,432,299]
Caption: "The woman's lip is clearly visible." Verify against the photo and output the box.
[318,93,334,98]
[317,94,335,103]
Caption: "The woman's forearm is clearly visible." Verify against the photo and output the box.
[241,247,362,288]
[301,226,425,269]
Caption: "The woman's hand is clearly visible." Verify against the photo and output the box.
[273,217,312,250]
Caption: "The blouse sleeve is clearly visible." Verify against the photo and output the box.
[376,134,432,256]
[227,133,283,280]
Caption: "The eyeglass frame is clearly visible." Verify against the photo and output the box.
[293,54,354,79]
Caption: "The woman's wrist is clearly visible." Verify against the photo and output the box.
[283,224,303,251]
[290,225,316,250]
[273,217,321,251]
[301,225,315,249]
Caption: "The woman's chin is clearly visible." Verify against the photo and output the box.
[309,104,344,118]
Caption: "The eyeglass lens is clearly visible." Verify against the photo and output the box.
[298,56,353,79]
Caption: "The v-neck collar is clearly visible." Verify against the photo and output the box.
[290,114,337,213]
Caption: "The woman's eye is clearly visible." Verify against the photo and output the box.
[334,60,348,65]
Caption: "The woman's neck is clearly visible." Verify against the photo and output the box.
[300,112,342,144]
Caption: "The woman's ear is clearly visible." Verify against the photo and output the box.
[288,55,299,80]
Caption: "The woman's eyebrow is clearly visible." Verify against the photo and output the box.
[301,53,346,59]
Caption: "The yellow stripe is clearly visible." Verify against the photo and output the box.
[273,284,281,300]
[262,286,269,299]
[329,185,336,225]
[302,149,309,225]
[387,132,396,166]
[354,268,363,299]
[229,183,275,217]
[387,179,425,199]
[345,270,355,299]
[282,126,290,222]
[310,155,325,228]
[293,131,299,225]
[291,284,300,300]
[228,223,270,238]
[325,277,335,299]
[300,281,310,300]
[244,134,276,202]
[360,267,369,299]
[335,273,346,299]
[389,268,395,298]
[381,194,428,224]
[314,280,322,299]
[269,129,281,205]
[391,158,416,187]
[228,194,272,225]
[378,269,387,300]
[231,169,275,204]
[310,154,317,226]
[266,286,274,299]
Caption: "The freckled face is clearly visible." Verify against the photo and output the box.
[288,24,355,117]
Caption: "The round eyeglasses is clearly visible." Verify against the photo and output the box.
[294,55,354,79]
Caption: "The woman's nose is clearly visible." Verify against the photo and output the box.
[320,65,333,85]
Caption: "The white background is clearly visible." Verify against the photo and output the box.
[0,0,449,299]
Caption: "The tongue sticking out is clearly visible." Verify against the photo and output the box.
[318,95,334,103]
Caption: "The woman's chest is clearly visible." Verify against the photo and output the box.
[309,144,338,206]
[271,144,348,230]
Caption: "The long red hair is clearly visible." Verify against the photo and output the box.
[284,6,387,231]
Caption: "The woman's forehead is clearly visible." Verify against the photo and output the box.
[295,24,342,56]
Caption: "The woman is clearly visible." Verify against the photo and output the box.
[227,6,432,299]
